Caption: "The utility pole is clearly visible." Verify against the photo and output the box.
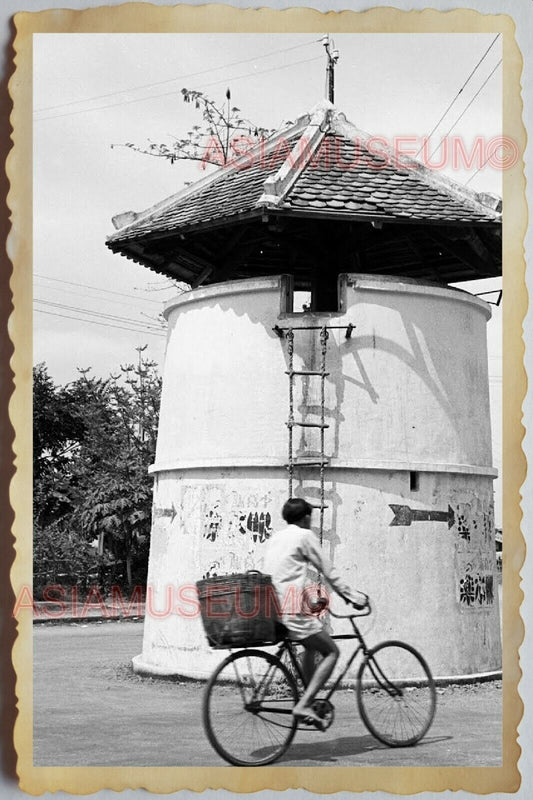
[321,34,339,103]
[136,344,148,444]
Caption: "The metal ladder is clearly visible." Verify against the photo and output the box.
[273,323,354,548]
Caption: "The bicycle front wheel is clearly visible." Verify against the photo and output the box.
[203,649,299,766]
[357,640,436,747]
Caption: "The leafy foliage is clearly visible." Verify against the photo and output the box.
[33,522,114,598]
[33,353,162,596]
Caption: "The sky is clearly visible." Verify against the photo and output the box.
[32,32,502,521]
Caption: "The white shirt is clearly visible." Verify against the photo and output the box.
[263,524,360,640]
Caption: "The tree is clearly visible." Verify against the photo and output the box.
[33,351,162,594]
[33,363,86,527]
[76,356,161,588]
[33,364,119,595]
[112,87,275,167]
[33,362,84,479]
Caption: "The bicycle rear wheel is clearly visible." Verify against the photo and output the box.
[357,640,436,747]
[203,649,298,766]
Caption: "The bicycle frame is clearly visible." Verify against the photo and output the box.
[203,601,436,765]
[272,608,372,705]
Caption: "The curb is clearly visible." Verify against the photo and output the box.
[131,656,502,686]
[33,613,145,625]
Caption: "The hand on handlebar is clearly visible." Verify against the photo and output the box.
[351,593,370,611]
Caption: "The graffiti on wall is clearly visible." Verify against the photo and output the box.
[458,562,494,608]
[238,511,273,543]
[452,495,497,612]
[180,484,277,546]
[453,499,495,545]
[203,504,273,544]
[388,491,498,612]
[456,504,471,541]
[389,504,455,528]
[204,505,222,542]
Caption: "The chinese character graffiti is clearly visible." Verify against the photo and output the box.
[456,503,472,541]
[204,505,222,542]
[459,563,494,608]
[238,511,273,543]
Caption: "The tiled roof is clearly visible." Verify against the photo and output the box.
[109,137,297,244]
[283,135,499,223]
[108,101,501,248]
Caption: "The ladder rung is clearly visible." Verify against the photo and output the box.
[309,503,329,510]
[287,421,329,429]
[273,325,355,332]
[285,370,330,377]
[288,459,329,467]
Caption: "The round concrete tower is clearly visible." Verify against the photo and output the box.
[131,272,499,680]
[107,102,502,681]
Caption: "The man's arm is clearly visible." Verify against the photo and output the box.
[302,532,367,607]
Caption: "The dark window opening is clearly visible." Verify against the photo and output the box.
[314,269,341,312]
[410,471,420,491]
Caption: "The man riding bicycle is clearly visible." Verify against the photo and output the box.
[263,497,368,728]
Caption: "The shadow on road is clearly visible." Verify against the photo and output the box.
[275,733,453,763]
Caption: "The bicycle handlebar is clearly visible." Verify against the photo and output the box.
[328,594,372,619]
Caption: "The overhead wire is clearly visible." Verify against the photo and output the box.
[464,151,493,186]
[427,58,502,161]
[35,309,166,337]
[35,54,324,122]
[415,34,501,157]
[34,298,165,331]
[35,273,169,304]
[36,282,163,311]
[34,38,321,113]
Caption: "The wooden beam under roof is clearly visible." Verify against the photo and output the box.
[429,230,495,278]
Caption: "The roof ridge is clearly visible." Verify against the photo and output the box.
[257,104,331,207]
[107,113,313,241]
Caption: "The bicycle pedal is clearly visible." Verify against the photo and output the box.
[300,716,326,731]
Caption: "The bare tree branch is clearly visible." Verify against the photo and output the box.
[112,87,275,167]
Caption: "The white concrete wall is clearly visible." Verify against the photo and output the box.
[135,467,500,680]
[134,274,500,680]
[156,274,493,473]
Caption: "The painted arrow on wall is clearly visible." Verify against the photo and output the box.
[154,503,177,524]
[389,504,455,529]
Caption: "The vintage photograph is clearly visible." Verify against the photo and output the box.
[26,24,508,775]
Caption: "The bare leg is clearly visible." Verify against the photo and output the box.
[293,631,339,727]
[301,648,317,686]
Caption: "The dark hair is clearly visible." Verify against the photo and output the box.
[282,498,313,524]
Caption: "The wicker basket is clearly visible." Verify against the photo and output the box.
[196,571,281,649]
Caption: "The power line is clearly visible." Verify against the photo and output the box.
[35,54,324,122]
[35,308,166,337]
[34,298,165,330]
[34,273,167,304]
[427,58,502,161]
[34,39,320,113]
[196,55,323,92]
[36,282,162,311]
[415,34,500,157]
[464,150,494,186]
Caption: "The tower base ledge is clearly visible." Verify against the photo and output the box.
[132,654,501,686]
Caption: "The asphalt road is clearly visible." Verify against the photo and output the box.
[33,622,502,767]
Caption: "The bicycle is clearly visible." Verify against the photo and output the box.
[202,599,437,766]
